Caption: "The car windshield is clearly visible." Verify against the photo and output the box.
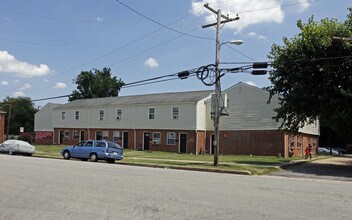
[107,141,122,149]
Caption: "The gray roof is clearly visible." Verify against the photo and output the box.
[55,90,213,109]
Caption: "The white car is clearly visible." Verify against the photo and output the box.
[318,147,339,156]
[0,140,35,156]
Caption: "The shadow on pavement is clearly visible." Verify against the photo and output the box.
[281,163,352,179]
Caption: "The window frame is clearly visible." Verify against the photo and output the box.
[99,109,104,121]
[61,111,66,120]
[167,132,176,145]
[72,130,79,140]
[116,109,122,120]
[148,107,155,120]
[153,132,161,145]
[172,107,179,119]
[102,130,109,140]
[113,131,120,142]
[74,110,79,120]
[64,130,70,139]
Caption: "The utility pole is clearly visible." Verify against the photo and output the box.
[6,104,12,140]
[202,3,238,166]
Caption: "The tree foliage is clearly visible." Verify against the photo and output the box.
[267,9,352,134]
[0,96,38,135]
[69,67,124,101]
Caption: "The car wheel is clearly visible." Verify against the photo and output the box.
[107,159,115,164]
[63,151,71,160]
[90,153,98,162]
[9,150,14,155]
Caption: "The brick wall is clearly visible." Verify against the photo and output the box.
[205,130,285,156]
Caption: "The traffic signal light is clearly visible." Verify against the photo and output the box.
[251,62,268,75]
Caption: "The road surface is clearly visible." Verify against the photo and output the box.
[0,155,351,220]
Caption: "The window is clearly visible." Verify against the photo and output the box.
[116,109,122,120]
[73,130,79,140]
[99,110,104,121]
[113,131,120,142]
[167,132,176,145]
[172,107,179,119]
[75,111,79,120]
[153,132,161,144]
[61,112,66,120]
[64,130,70,139]
[148,107,155,119]
[297,136,302,149]
[102,131,109,140]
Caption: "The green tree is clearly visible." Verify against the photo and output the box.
[267,9,352,136]
[69,67,124,101]
[0,96,38,135]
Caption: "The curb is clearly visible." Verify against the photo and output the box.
[33,155,252,175]
[118,162,252,175]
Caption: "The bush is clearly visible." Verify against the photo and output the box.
[18,132,34,143]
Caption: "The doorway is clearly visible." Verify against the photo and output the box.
[143,132,150,150]
[79,130,85,142]
[180,133,187,153]
[123,132,129,149]
[59,130,64,145]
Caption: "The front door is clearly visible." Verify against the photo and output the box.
[144,132,150,150]
[123,132,129,149]
[180,134,187,153]
[59,130,64,145]
[96,131,102,140]
[79,131,85,142]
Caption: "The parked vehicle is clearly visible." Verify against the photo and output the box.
[61,140,123,163]
[318,147,339,156]
[333,148,347,154]
[0,140,35,156]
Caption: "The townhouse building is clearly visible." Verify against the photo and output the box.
[35,82,320,157]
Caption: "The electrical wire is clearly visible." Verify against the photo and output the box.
[114,0,214,41]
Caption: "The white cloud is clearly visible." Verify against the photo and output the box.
[53,82,67,89]
[248,32,267,40]
[96,17,104,22]
[19,83,31,91]
[14,80,20,84]
[43,79,49,82]
[144,57,159,68]
[246,81,257,87]
[13,91,24,97]
[191,0,302,31]
[296,0,310,12]
[1,80,9,85]
[0,50,51,78]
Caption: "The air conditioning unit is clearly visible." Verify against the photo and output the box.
[153,140,160,145]
[116,116,121,120]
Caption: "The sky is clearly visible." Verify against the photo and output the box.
[0,0,350,107]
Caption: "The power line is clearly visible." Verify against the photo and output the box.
[114,0,214,41]
[0,7,132,25]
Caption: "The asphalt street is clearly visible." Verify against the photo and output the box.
[0,154,351,220]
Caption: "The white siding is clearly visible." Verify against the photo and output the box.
[299,120,320,135]
[206,83,281,131]
[196,96,211,130]
[53,103,198,130]
[34,103,60,131]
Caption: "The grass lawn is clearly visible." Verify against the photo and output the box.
[33,145,304,175]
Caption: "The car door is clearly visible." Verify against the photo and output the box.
[71,141,86,158]
[81,140,94,158]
